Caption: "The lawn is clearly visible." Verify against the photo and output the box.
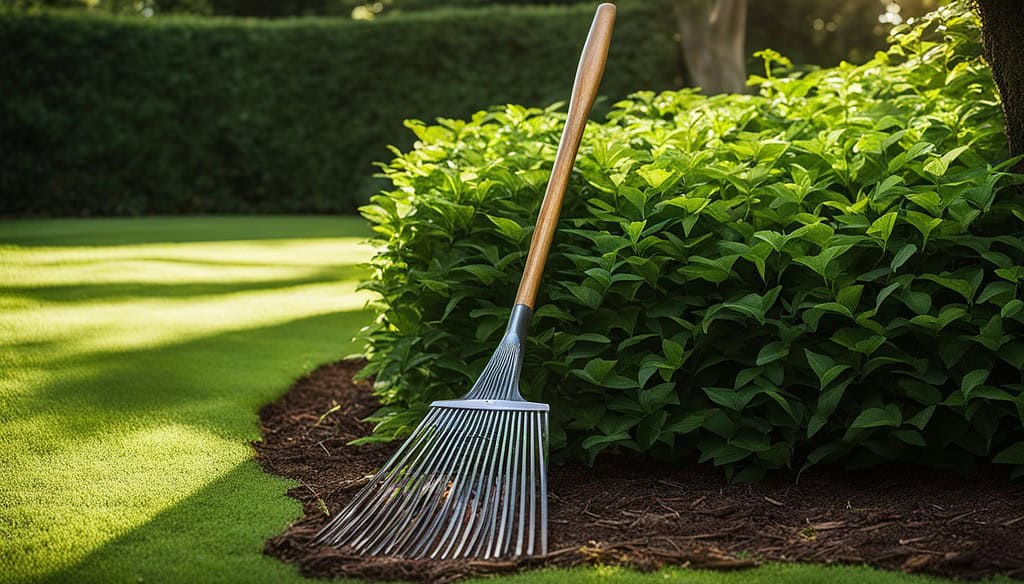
[0,216,992,584]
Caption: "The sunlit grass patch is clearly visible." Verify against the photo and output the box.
[0,216,375,582]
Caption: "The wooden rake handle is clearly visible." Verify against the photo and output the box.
[513,3,616,310]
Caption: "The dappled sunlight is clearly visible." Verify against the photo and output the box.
[0,235,375,386]
[0,422,245,580]
[0,278,371,365]
[0,238,372,288]
[0,218,377,583]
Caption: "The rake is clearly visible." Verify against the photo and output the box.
[312,3,616,560]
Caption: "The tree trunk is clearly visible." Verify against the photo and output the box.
[974,0,1024,171]
[673,0,748,95]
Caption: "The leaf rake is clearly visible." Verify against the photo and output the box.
[313,2,616,560]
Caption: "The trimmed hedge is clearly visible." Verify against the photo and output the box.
[0,4,678,215]
[386,0,928,69]
[356,2,1024,481]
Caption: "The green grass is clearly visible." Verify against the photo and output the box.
[0,216,375,583]
[0,216,999,584]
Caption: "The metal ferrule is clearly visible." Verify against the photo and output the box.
[503,303,532,344]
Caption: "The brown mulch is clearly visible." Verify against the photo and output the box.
[254,359,1024,583]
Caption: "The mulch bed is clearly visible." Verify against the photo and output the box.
[254,359,1024,582]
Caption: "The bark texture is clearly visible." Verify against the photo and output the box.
[673,0,748,95]
[974,0,1024,170]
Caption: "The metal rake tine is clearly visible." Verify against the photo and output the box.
[465,345,513,400]
[346,409,471,551]
[432,411,499,559]
[341,412,457,545]
[314,408,443,544]
[451,408,509,558]
[384,408,494,557]
[388,409,492,557]
[445,407,515,559]
[539,412,549,554]
[495,410,523,558]
[516,410,528,556]
[479,404,514,559]
[401,407,493,557]
[362,408,482,554]
[313,412,422,544]
[527,411,538,555]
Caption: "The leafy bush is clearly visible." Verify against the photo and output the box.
[0,3,677,215]
[358,2,1024,482]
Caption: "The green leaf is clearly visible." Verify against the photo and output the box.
[662,339,687,367]
[665,413,705,435]
[919,272,980,303]
[818,379,851,417]
[807,413,827,438]
[894,429,926,447]
[710,444,751,466]
[703,386,759,411]
[461,264,504,285]
[680,255,740,284]
[837,285,864,312]
[794,244,854,279]
[978,282,1016,305]
[850,406,902,429]
[1002,299,1024,320]
[923,145,969,176]
[905,406,935,430]
[756,341,789,366]
[486,215,524,241]
[581,432,631,450]
[570,358,617,386]
[867,212,898,248]
[960,369,990,398]
[624,220,647,244]
[734,367,762,389]
[804,349,834,383]
[993,442,1024,465]
[636,411,668,449]
[565,284,603,308]
[904,211,942,244]
[890,243,917,272]
[639,382,678,411]
[765,390,797,422]
[637,166,675,189]
[832,327,886,355]
[753,230,790,252]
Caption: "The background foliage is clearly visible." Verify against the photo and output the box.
[0,3,677,215]
[357,2,1024,481]
[2,0,936,215]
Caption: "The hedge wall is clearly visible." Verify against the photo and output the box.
[0,4,678,215]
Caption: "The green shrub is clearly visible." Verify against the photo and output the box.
[358,2,1024,482]
[0,3,677,215]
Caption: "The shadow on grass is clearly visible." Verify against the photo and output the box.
[38,460,307,584]
[0,216,372,248]
[15,308,375,442]
[2,264,368,304]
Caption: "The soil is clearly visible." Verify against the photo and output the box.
[254,359,1024,583]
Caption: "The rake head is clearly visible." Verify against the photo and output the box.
[313,305,549,559]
